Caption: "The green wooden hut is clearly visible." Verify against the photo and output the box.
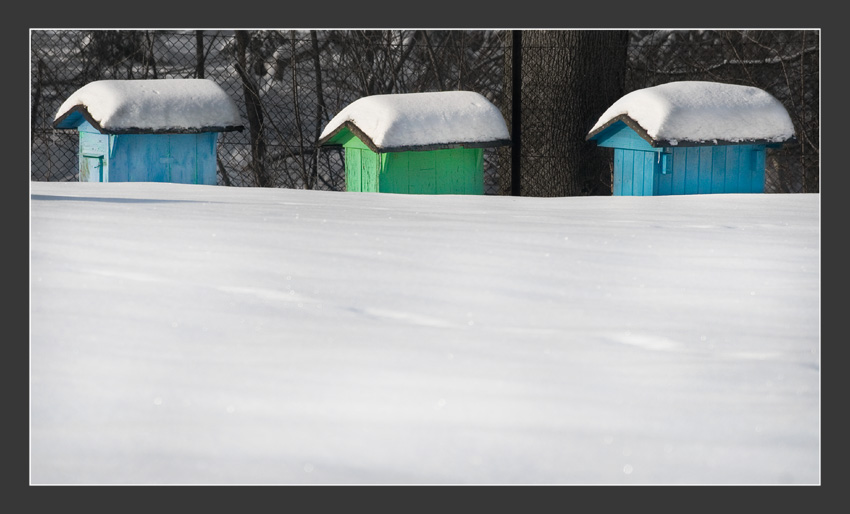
[318,91,510,194]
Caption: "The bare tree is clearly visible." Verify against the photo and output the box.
[234,30,272,187]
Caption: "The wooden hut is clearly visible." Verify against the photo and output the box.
[318,91,510,194]
[53,79,243,185]
[586,81,795,196]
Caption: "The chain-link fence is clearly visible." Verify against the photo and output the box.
[625,30,819,194]
[31,29,819,194]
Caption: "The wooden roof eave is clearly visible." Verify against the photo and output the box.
[52,105,105,132]
[52,105,244,134]
[586,114,661,147]
[317,121,382,153]
[318,120,511,153]
[379,138,512,153]
[650,136,796,148]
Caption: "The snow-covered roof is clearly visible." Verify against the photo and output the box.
[587,81,795,147]
[53,79,243,134]
[318,91,511,152]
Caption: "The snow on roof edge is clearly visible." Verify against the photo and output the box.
[587,81,796,146]
[53,79,244,134]
[318,91,511,151]
[318,120,511,153]
[586,113,796,148]
[53,104,244,134]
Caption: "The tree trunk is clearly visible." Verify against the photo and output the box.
[195,31,206,79]
[509,30,629,196]
[144,31,158,78]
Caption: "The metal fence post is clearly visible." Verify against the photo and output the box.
[511,30,522,197]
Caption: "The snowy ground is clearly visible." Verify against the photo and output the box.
[29,182,820,485]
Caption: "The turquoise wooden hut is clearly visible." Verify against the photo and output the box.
[586,81,796,196]
[53,79,243,184]
[318,91,510,194]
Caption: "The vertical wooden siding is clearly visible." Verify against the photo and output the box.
[751,147,766,193]
[396,148,484,194]
[343,137,379,192]
[597,122,767,196]
[616,144,766,196]
[361,150,378,192]
[380,152,408,193]
[655,152,672,195]
[407,151,437,194]
[670,144,764,195]
[345,146,363,192]
[76,121,218,184]
[344,138,484,194]
[711,146,726,193]
[613,148,656,196]
[169,133,217,185]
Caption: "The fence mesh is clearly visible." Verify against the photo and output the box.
[625,30,819,194]
[31,29,819,194]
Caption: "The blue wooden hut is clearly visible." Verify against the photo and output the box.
[53,79,243,185]
[586,81,795,196]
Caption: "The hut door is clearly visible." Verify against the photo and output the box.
[79,129,109,182]
[80,154,105,182]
